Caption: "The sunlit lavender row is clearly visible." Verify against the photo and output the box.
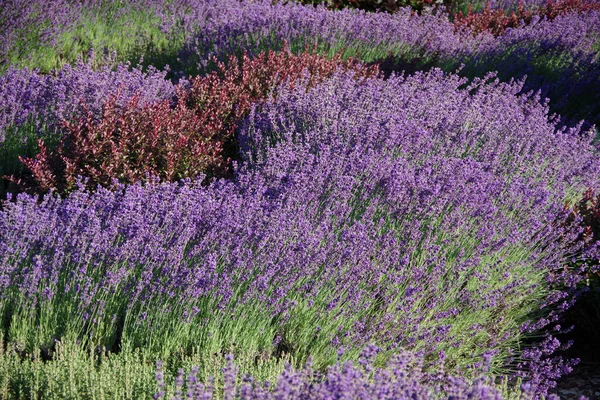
[1,0,599,398]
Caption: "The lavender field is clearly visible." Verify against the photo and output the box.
[1,0,600,398]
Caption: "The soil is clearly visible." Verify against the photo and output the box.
[551,361,600,400]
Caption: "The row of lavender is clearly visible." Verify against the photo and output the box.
[1,0,600,398]
[2,0,600,128]
[5,66,596,398]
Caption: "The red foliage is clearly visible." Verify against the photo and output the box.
[572,188,600,252]
[541,0,600,19]
[454,3,530,36]
[559,188,600,285]
[454,0,600,37]
[180,47,380,158]
[10,49,379,194]
[11,94,225,193]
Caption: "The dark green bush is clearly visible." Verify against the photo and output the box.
[278,0,436,13]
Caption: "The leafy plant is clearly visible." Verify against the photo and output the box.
[454,0,600,37]
[9,48,378,194]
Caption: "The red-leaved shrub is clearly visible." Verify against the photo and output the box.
[454,0,600,37]
[561,189,600,359]
[13,94,225,193]
[11,49,379,194]
[571,189,600,261]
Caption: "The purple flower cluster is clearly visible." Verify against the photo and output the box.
[164,0,463,72]
[1,68,597,396]
[241,68,599,194]
[0,58,175,142]
[462,10,600,127]
[156,346,511,399]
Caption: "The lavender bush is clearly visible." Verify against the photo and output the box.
[0,58,175,140]
[238,68,600,389]
[152,346,513,399]
[0,0,174,73]
[457,10,600,128]
[174,0,462,74]
[0,0,83,70]
[1,68,598,397]
[0,341,519,399]
[1,0,600,398]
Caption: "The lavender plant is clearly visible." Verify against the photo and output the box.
[0,0,177,74]
[0,58,175,140]
[0,69,597,397]
[175,0,461,74]
[153,346,512,399]
[2,0,463,76]
[238,69,600,391]
[457,10,600,129]
[0,341,519,399]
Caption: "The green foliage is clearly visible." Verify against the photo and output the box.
[0,120,61,201]
[2,2,181,75]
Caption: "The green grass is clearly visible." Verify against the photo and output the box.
[1,2,184,76]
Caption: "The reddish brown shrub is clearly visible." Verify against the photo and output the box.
[11,49,379,194]
[541,0,600,19]
[12,94,226,193]
[180,47,380,162]
[454,3,530,36]
[571,188,600,251]
[454,0,600,37]
[561,188,600,359]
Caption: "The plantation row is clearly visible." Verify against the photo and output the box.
[2,0,600,128]
[1,0,600,398]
